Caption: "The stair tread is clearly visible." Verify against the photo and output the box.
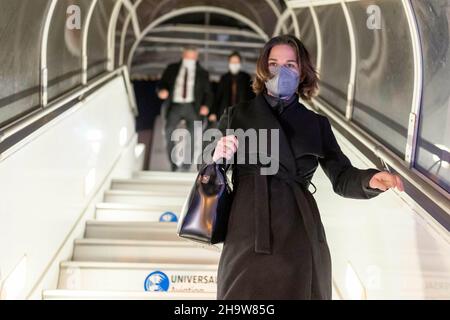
[112,178,193,184]
[96,202,181,210]
[105,189,188,196]
[86,220,178,227]
[43,290,215,299]
[74,238,212,248]
[133,170,197,175]
[60,260,218,270]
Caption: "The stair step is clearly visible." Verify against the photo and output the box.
[73,239,220,264]
[111,179,193,193]
[43,290,215,300]
[95,203,181,222]
[132,171,197,182]
[103,190,187,206]
[84,220,182,241]
[58,261,218,292]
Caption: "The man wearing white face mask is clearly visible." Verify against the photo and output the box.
[158,46,213,171]
[209,52,254,123]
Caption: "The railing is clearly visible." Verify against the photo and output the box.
[305,97,450,221]
[0,66,137,159]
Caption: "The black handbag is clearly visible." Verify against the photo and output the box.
[177,107,233,245]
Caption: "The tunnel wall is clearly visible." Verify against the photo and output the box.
[0,77,139,299]
[289,1,449,195]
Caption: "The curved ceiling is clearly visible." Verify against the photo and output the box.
[115,0,291,79]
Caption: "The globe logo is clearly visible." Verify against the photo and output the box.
[159,211,178,222]
[144,271,170,292]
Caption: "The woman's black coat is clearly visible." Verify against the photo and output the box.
[205,94,385,300]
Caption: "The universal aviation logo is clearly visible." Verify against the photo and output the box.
[143,270,217,293]
[159,211,178,222]
[144,271,170,292]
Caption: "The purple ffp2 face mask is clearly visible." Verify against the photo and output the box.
[265,65,300,99]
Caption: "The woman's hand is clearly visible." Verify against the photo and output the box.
[213,135,239,162]
[369,171,404,192]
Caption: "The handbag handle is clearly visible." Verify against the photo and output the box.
[226,103,231,130]
[221,103,233,171]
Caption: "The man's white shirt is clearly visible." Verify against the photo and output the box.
[173,60,196,103]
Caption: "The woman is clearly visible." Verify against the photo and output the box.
[209,51,255,123]
[207,35,404,300]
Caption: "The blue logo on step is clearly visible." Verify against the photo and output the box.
[159,211,178,222]
[144,271,170,292]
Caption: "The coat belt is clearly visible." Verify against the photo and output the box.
[241,170,318,255]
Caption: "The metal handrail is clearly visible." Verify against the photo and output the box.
[0,66,136,145]
[306,97,450,216]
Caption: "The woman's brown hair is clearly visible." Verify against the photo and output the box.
[252,34,319,101]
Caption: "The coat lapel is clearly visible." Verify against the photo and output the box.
[194,62,202,101]
[248,94,297,174]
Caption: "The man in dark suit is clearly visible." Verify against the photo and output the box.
[209,51,255,123]
[158,46,213,171]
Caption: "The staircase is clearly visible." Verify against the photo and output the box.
[43,171,220,300]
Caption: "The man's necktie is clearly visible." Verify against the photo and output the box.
[182,67,188,99]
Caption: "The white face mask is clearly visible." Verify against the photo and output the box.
[229,63,241,75]
[182,58,196,68]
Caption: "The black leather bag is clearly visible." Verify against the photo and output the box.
[177,162,233,244]
[177,106,233,245]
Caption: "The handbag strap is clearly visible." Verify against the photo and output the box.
[222,103,232,171]
[226,103,231,130]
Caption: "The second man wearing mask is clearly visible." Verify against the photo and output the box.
[209,51,255,123]
[158,46,212,171]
